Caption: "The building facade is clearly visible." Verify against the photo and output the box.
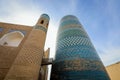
[106,62,120,80]
[50,15,110,80]
[0,14,50,80]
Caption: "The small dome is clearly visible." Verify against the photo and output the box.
[58,15,80,30]
[41,14,50,20]
[61,15,78,21]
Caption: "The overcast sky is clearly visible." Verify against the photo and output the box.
[0,0,120,66]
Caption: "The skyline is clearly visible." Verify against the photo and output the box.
[0,0,120,66]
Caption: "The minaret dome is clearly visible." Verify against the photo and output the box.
[35,14,50,29]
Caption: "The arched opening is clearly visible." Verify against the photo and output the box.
[40,20,44,24]
[46,23,48,28]
[0,31,24,47]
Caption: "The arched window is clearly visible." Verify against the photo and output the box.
[40,20,44,24]
[46,23,48,28]
[0,31,24,47]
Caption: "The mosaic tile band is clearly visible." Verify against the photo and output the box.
[50,15,110,80]
[34,25,47,33]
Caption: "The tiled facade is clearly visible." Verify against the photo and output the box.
[0,14,50,80]
[51,15,110,80]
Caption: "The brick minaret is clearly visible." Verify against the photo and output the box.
[4,14,50,80]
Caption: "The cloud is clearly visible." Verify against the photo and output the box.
[0,0,43,26]
[98,47,120,66]
[87,0,120,66]
[69,0,78,12]
[45,21,58,58]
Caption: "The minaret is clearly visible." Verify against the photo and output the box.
[35,14,49,32]
[50,15,110,80]
[4,14,50,80]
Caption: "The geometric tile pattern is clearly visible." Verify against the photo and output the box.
[9,29,26,35]
[34,25,47,33]
[51,15,110,80]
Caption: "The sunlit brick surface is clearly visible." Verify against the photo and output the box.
[106,62,120,80]
[0,14,50,80]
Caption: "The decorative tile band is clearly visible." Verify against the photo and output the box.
[51,15,110,80]
[34,25,47,33]
[9,29,26,35]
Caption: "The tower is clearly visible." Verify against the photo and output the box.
[4,14,50,80]
[50,15,110,80]
[35,14,49,31]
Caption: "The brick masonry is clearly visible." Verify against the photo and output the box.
[0,14,49,80]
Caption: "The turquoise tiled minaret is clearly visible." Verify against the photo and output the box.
[50,15,110,80]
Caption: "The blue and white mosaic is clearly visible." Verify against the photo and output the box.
[51,15,110,80]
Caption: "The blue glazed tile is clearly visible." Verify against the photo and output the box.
[0,27,4,32]
[9,29,26,35]
[51,15,110,80]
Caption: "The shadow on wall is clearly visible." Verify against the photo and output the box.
[0,31,24,47]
